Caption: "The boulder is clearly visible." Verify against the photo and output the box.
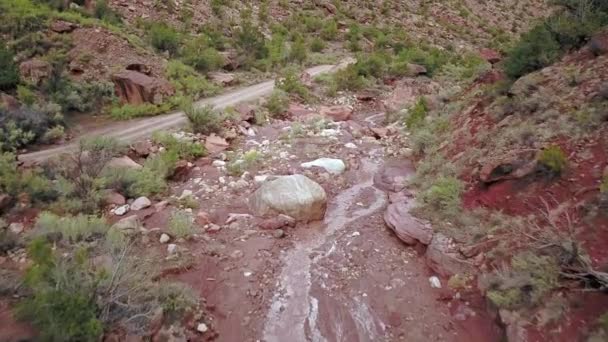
[479,48,502,64]
[131,140,153,157]
[104,191,126,206]
[209,72,237,86]
[219,49,239,71]
[108,156,142,170]
[301,158,346,175]
[205,134,229,154]
[475,69,504,85]
[195,211,211,226]
[589,31,608,56]
[287,103,314,117]
[126,63,152,75]
[249,175,327,221]
[170,160,192,182]
[112,70,175,105]
[19,59,51,86]
[319,105,353,122]
[235,104,255,122]
[131,197,152,211]
[405,63,427,76]
[50,20,78,33]
[479,152,538,183]
[384,200,433,245]
[426,233,473,276]
[112,215,141,231]
[373,159,415,192]
[9,222,24,235]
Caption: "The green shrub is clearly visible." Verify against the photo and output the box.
[166,60,219,98]
[152,132,206,160]
[41,125,64,144]
[486,252,560,309]
[110,103,161,120]
[235,20,268,67]
[321,19,338,41]
[289,35,308,64]
[0,43,19,90]
[17,85,36,105]
[538,145,568,176]
[356,52,389,79]
[0,152,56,204]
[392,45,452,76]
[35,212,109,242]
[93,0,121,24]
[405,97,428,129]
[265,89,289,117]
[168,211,195,238]
[53,81,115,113]
[149,21,181,55]
[227,149,263,176]
[504,25,561,79]
[276,67,310,100]
[183,103,222,135]
[0,0,49,38]
[420,176,463,215]
[182,36,223,72]
[333,64,367,91]
[601,175,608,193]
[310,37,326,52]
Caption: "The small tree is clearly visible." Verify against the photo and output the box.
[0,44,19,91]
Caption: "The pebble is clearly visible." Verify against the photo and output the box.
[273,229,286,239]
[429,276,442,289]
[212,160,226,167]
[345,142,358,149]
[167,244,178,255]
[180,190,193,199]
[8,223,24,235]
[197,323,208,333]
[244,271,253,277]
[159,233,171,244]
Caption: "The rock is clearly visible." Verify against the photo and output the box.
[322,2,337,14]
[112,70,175,105]
[159,233,171,244]
[209,72,236,86]
[235,104,255,122]
[167,244,178,255]
[205,134,230,154]
[249,175,327,221]
[499,310,528,342]
[0,193,12,212]
[196,323,209,333]
[479,48,502,64]
[196,211,211,226]
[113,204,130,216]
[258,214,296,230]
[319,105,353,122]
[104,191,126,206]
[112,215,141,231]
[154,200,169,212]
[8,223,24,235]
[50,20,77,33]
[426,233,473,277]
[170,160,193,182]
[180,190,193,199]
[132,140,153,157]
[288,103,314,117]
[479,152,538,183]
[19,59,51,86]
[429,276,442,289]
[212,160,226,167]
[344,142,357,149]
[126,63,152,75]
[589,31,608,56]
[131,197,152,211]
[254,175,271,185]
[370,127,389,139]
[108,156,142,170]
[219,49,239,71]
[273,229,286,239]
[301,158,346,175]
[0,93,19,110]
[373,159,415,192]
[405,63,427,76]
[476,69,504,85]
[384,201,433,245]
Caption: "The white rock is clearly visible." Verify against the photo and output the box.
[167,244,178,255]
[159,233,171,244]
[131,197,152,211]
[180,189,193,199]
[113,204,130,216]
[212,160,226,167]
[219,177,226,184]
[243,271,253,277]
[301,158,346,175]
[279,151,289,159]
[197,323,209,333]
[429,276,442,289]
[8,223,24,234]
[345,142,358,149]
[320,129,339,137]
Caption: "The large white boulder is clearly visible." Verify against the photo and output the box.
[249,175,327,221]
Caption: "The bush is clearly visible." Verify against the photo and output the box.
[227,149,263,176]
[538,145,568,176]
[0,43,19,90]
[392,45,452,76]
[310,37,326,52]
[183,103,222,135]
[149,21,181,55]
[110,103,162,120]
[504,25,561,79]
[152,132,206,160]
[420,176,463,215]
[321,19,338,41]
[405,97,428,129]
[235,20,268,67]
[333,64,367,91]
[166,60,219,98]
[168,211,195,238]
[276,67,310,100]
[182,36,223,73]
[265,89,289,117]
[35,212,109,242]
[93,0,121,24]
[289,35,307,64]
[0,152,55,204]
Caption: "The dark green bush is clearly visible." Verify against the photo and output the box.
[265,89,289,117]
[182,36,223,73]
[405,97,428,129]
[538,145,568,176]
[183,103,222,135]
[149,21,181,55]
[289,35,308,64]
[504,25,562,79]
[0,43,19,91]
[235,20,268,67]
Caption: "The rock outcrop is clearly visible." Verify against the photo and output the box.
[384,200,433,245]
[112,70,174,105]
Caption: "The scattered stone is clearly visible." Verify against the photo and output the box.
[131,196,152,211]
[113,204,130,216]
[132,140,153,157]
[0,193,12,212]
[373,159,415,192]
[154,200,169,212]
[231,250,244,259]
[479,152,538,183]
[288,103,314,117]
[205,134,230,154]
[180,189,193,199]
[108,156,142,170]
[426,233,474,277]
[112,215,141,231]
[196,323,209,333]
[249,175,327,221]
[112,70,175,105]
[370,127,389,139]
[104,191,126,206]
[405,63,427,76]
[243,271,253,277]
[429,276,442,289]
[273,229,286,239]
[301,158,346,175]
[159,233,171,244]
[319,105,353,122]
[167,244,178,255]
[8,223,24,235]
[384,201,433,245]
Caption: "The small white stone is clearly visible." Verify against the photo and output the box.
[167,244,178,255]
[180,190,193,199]
[219,177,226,184]
[131,196,152,211]
[243,271,253,277]
[212,160,226,167]
[8,223,24,235]
[197,323,209,333]
[113,204,130,216]
[345,142,357,149]
[159,233,171,244]
[254,175,269,185]
[429,276,442,289]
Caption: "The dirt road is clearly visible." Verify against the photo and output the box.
[18,64,339,163]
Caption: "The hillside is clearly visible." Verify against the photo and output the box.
[2,0,608,341]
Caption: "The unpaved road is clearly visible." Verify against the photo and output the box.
[18,64,340,163]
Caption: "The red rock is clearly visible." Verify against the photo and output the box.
[19,59,51,86]
[356,91,376,101]
[235,104,255,122]
[287,103,314,117]
[112,70,174,105]
[405,63,427,76]
[373,159,414,192]
[0,93,19,110]
[209,72,236,86]
[322,2,337,14]
[384,201,433,245]
[205,134,229,154]
[104,191,126,206]
[370,127,389,139]
[319,105,353,122]
[126,63,152,75]
[589,31,608,56]
[196,211,211,226]
[170,160,192,182]
[479,48,502,64]
[50,20,77,33]
[478,152,538,183]
[475,69,504,85]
